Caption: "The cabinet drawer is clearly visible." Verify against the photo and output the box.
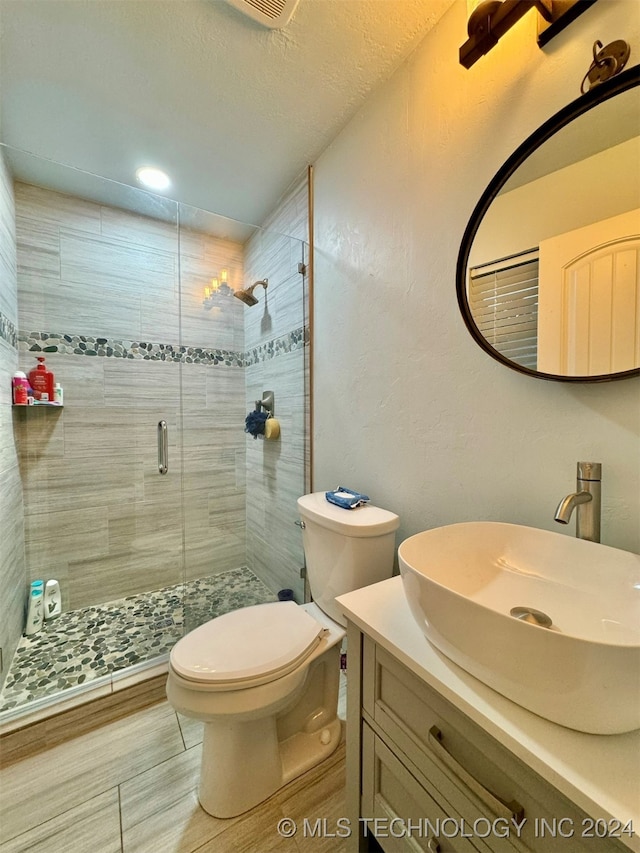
[362,638,626,853]
[362,721,483,853]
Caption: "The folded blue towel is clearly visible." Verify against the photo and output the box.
[245,410,269,438]
[325,486,370,509]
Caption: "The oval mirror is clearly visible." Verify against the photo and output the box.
[457,65,640,382]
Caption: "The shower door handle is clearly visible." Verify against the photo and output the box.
[158,420,168,474]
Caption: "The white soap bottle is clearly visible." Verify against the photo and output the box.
[44,579,62,619]
[25,581,44,635]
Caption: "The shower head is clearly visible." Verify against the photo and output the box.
[234,289,258,307]
[234,279,268,307]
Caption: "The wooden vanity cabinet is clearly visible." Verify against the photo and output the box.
[346,624,628,853]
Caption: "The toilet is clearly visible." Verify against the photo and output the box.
[166,490,399,818]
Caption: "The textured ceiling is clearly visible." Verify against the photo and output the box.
[0,0,453,227]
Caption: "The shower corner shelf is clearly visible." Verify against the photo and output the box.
[13,402,64,409]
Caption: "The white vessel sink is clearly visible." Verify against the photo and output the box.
[398,522,640,734]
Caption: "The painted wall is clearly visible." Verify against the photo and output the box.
[313,0,640,554]
[243,174,309,600]
[0,148,26,688]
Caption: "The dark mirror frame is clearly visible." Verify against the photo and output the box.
[456,64,640,383]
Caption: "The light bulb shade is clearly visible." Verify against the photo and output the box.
[467,0,502,37]
[467,0,490,14]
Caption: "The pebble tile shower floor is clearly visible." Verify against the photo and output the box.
[0,567,277,713]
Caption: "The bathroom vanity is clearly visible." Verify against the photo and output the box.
[337,578,639,853]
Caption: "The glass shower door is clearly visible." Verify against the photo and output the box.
[0,148,310,721]
[176,204,269,632]
[176,199,309,630]
[0,147,187,716]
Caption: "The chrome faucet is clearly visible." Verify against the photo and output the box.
[554,462,601,543]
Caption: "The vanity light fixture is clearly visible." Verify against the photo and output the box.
[203,268,233,309]
[135,166,171,191]
[460,0,598,69]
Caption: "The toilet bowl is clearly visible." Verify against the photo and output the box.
[166,601,345,817]
[166,491,399,818]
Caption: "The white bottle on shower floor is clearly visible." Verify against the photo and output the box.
[44,579,62,620]
[25,581,44,635]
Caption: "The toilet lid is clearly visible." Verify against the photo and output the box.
[170,601,325,684]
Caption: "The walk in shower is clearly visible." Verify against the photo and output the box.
[0,145,310,724]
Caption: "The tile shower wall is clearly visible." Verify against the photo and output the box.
[0,150,27,689]
[15,183,247,610]
[243,174,309,600]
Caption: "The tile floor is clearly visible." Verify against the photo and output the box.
[1,568,276,713]
[0,677,349,853]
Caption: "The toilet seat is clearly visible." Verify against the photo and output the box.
[170,601,325,686]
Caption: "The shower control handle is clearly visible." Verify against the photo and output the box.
[158,420,168,474]
[294,520,305,529]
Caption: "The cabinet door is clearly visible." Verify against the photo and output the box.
[364,641,529,849]
[363,638,629,853]
[362,722,484,853]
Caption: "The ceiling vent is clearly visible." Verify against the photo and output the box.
[224,0,300,28]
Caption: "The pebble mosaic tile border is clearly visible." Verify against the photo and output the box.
[0,566,277,714]
[0,310,18,349]
[246,325,308,365]
[19,327,308,367]
[19,331,244,367]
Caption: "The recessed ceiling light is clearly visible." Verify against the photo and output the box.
[135,166,171,191]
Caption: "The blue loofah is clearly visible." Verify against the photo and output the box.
[245,410,269,438]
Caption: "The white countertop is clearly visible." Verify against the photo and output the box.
[337,576,640,853]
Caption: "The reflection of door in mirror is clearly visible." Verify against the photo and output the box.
[538,208,640,375]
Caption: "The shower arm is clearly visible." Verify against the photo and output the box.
[248,279,268,296]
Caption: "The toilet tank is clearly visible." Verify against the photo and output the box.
[297,492,400,626]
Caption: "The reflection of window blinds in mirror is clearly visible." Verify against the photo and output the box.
[469,249,539,370]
